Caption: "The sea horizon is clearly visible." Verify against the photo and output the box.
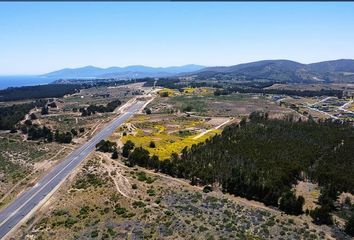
[0,75,56,90]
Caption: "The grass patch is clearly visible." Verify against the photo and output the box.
[121,116,220,160]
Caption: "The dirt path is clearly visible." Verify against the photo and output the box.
[193,118,232,140]
[339,100,354,114]
[97,152,280,215]
[97,154,137,201]
[289,108,308,120]
[305,106,339,119]
[90,120,104,136]
[311,96,334,106]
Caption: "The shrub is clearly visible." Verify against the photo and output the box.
[30,113,37,120]
[203,185,213,193]
[132,201,146,208]
[41,106,49,115]
[160,92,169,97]
[146,177,155,184]
[24,119,32,126]
[279,191,304,215]
[52,209,68,216]
[147,189,156,196]
[345,213,354,237]
[149,141,156,148]
[71,128,78,136]
[310,205,333,225]
[64,217,77,228]
[183,106,192,112]
[165,210,174,216]
[96,140,117,153]
[122,140,134,158]
[111,151,118,159]
[48,102,57,108]
[136,172,147,181]
[91,230,99,238]
[114,206,127,215]
[54,130,72,143]
[128,147,150,167]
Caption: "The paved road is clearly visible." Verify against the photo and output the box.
[0,100,146,239]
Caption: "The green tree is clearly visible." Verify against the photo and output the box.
[183,106,192,112]
[345,213,354,237]
[160,92,169,97]
[279,191,304,215]
[41,106,49,115]
[310,205,333,225]
[149,141,156,148]
[111,150,118,159]
[30,113,37,120]
[122,140,134,158]
[95,140,117,153]
[71,129,78,136]
[128,147,150,167]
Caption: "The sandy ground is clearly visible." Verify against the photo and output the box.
[295,181,320,211]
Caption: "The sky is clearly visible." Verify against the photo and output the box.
[0,2,354,75]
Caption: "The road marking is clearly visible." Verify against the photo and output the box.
[0,100,151,239]
[0,158,77,229]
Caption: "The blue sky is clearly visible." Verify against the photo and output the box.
[0,2,354,75]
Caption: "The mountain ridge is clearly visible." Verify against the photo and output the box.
[188,59,354,83]
[43,64,205,79]
[43,59,354,83]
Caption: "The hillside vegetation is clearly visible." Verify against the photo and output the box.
[177,114,354,204]
[126,113,354,208]
[190,59,354,83]
[0,100,46,130]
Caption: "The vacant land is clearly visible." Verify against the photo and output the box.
[150,87,294,118]
[110,113,226,160]
[0,83,145,209]
[0,132,72,208]
[4,84,354,240]
[280,95,354,121]
[14,152,339,240]
[266,83,354,91]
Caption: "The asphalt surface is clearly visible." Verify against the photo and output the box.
[0,100,146,239]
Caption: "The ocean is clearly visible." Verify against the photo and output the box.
[0,76,57,90]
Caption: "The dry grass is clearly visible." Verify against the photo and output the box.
[15,152,335,240]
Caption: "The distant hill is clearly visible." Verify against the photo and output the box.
[188,59,354,83]
[43,60,354,83]
[44,64,205,79]
[307,59,354,73]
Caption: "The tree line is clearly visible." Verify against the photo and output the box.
[20,122,79,144]
[80,99,121,116]
[214,86,343,98]
[0,77,150,102]
[0,100,47,130]
[143,78,222,90]
[0,84,84,102]
[121,113,354,232]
